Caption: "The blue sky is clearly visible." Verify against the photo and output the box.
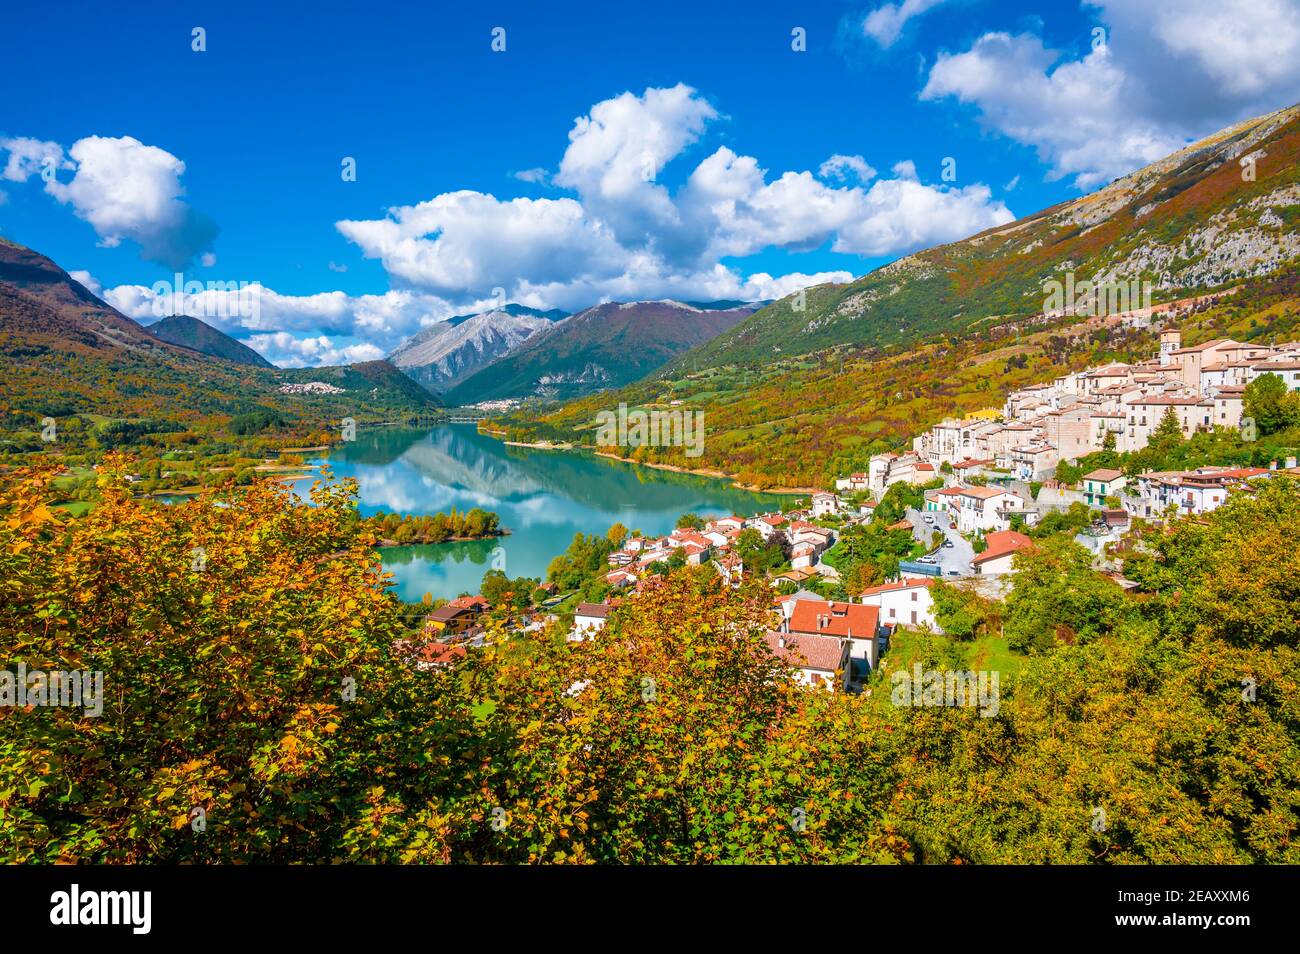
[2,0,1298,365]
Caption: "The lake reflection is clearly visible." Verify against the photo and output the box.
[292,425,785,601]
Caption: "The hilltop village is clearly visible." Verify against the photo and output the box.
[411,330,1300,691]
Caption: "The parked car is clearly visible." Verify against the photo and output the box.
[923,515,934,524]
[947,570,960,577]
[918,555,937,565]
[942,540,954,549]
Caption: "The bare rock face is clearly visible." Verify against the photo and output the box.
[389,304,567,394]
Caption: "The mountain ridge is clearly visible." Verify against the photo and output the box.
[144,314,274,368]
[667,102,1300,373]
[0,236,440,439]
[389,303,568,394]
[445,299,760,405]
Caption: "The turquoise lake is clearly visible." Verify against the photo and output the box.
[292,425,785,602]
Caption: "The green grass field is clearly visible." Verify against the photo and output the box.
[966,634,1023,677]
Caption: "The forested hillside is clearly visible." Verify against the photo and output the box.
[0,238,440,453]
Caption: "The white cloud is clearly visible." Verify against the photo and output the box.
[681,147,1010,260]
[818,154,877,183]
[338,84,1012,309]
[0,137,70,182]
[554,83,717,243]
[737,270,855,300]
[921,32,1181,189]
[507,263,856,314]
[512,167,550,184]
[837,178,1012,255]
[242,332,385,368]
[920,1,1300,189]
[103,280,460,357]
[891,159,919,181]
[337,191,632,299]
[68,269,103,296]
[328,261,348,272]
[861,0,948,48]
[1109,0,1300,100]
[38,136,217,268]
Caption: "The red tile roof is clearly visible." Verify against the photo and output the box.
[858,576,935,597]
[763,631,846,673]
[449,595,489,610]
[1170,338,1233,354]
[414,642,467,666]
[787,599,879,639]
[672,530,711,547]
[959,485,1013,500]
[972,530,1033,565]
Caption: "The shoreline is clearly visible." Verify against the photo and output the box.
[375,529,510,549]
[591,451,821,495]
[504,439,574,450]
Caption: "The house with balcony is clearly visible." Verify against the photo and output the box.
[1126,467,1272,518]
[781,597,886,676]
[953,486,1029,533]
[810,492,841,517]
[426,603,482,637]
[1081,468,1126,507]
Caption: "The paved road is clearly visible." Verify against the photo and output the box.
[905,508,975,577]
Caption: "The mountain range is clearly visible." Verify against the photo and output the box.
[443,299,762,405]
